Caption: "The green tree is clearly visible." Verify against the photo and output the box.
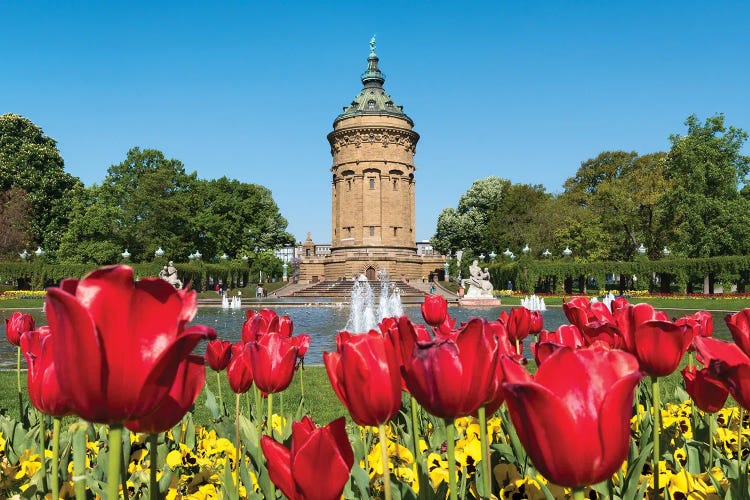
[59,148,295,264]
[0,188,32,258]
[432,176,510,254]
[486,183,550,255]
[57,186,125,264]
[658,114,750,257]
[0,114,82,254]
[189,177,294,260]
[562,151,670,260]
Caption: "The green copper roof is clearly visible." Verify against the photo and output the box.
[334,38,413,127]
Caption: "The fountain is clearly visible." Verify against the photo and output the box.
[344,270,403,333]
[601,292,616,312]
[221,295,242,310]
[520,294,546,312]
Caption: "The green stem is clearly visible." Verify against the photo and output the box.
[149,434,159,500]
[379,424,392,500]
[267,393,273,436]
[478,407,492,498]
[216,371,224,414]
[409,396,424,494]
[709,412,714,469]
[39,412,46,494]
[652,376,661,498]
[235,393,241,500]
[73,422,86,500]
[52,417,60,500]
[121,436,130,500]
[445,419,458,500]
[245,392,251,418]
[107,425,123,500]
[572,486,586,500]
[299,367,305,403]
[738,407,744,489]
[16,347,22,420]
[254,386,262,423]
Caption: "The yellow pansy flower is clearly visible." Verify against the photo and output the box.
[426,452,449,488]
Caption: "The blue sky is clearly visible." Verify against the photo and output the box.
[3,1,749,243]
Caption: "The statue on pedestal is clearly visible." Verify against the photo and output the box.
[461,260,494,298]
[159,261,183,289]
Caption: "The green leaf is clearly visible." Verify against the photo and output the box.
[621,441,653,500]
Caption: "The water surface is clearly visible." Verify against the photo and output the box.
[0,305,735,368]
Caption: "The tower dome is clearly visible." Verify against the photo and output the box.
[334,36,413,127]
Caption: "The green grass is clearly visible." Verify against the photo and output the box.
[0,298,44,309]
[199,365,347,425]
[1,356,712,431]
[0,366,348,427]
[499,295,750,311]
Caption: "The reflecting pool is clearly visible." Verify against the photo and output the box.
[0,305,735,368]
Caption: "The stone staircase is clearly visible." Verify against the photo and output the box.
[290,280,427,302]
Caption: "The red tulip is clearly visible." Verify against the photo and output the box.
[562,297,623,347]
[227,345,254,394]
[125,355,206,433]
[502,307,532,344]
[46,265,216,423]
[402,318,497,419]
[382,316,430,392]
[421,295,448,327]
[291,334,311,359]
[324,330,401,426]
[529,311,544,334]
[20,327,72,417]
[481,320,515,415]
[501,346,642,488]
[677,311,713,352]
[681,365,728,413]
[615,303,689,377]
[532,325,585,365]
[726,309,750,357]
[5,311,34,346]
[694,336,750,411]
[205,339,233,371]
[261,416,354,500]
[248,331,298,394]
[242,309,292,343]
[561,297,597,331]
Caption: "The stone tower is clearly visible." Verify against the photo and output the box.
[328,38,418,253]
[298,39,444,282]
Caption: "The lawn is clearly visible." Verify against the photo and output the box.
[0,358,708,429]
[0,366,348,427]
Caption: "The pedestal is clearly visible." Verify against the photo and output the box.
[458,297,501,307]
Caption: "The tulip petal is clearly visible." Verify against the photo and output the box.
[291,424,352,500]
[260,435,296,499]
[126,355,206,433]
[502,381,598,487]
[47,287,106,421]
[594,371,643,483]
[634,321,689,377]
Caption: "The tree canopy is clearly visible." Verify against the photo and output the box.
[57,147,294,265]
[0,114,82,254]
[432,114,749,266]
[658,114,750,258]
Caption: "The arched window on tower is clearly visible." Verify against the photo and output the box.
[367,100,376,110]
[369,178,375,189]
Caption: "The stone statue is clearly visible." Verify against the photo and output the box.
[461,259,493,298]
[159,260,183,289]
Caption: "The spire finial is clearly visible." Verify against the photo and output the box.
[369,35,376,55]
